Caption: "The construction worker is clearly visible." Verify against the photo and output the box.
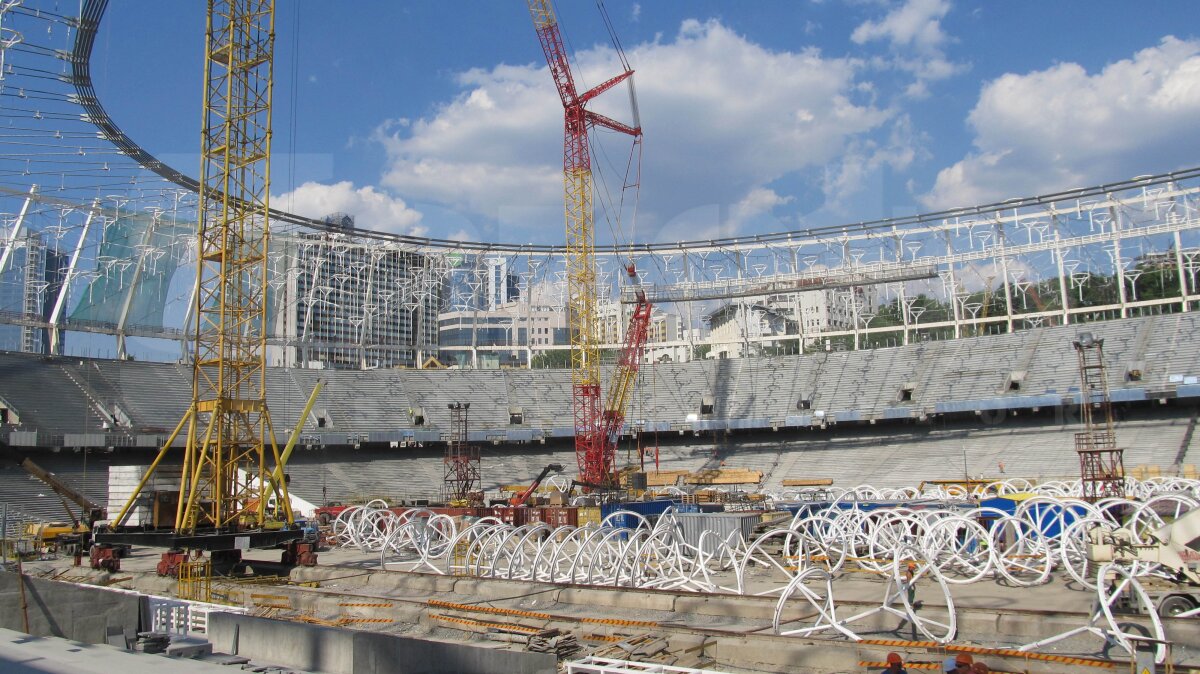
[971,663,989,674]
[952,653,973,672]
[879,652,907,673]
[898,562,920,639]
[902,562,918,606]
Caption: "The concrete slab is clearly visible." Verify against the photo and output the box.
[556,586,677,612]
[208,611,355,674]
[674,595,772,621]
[164,635,212,658]
[0,627,238,674]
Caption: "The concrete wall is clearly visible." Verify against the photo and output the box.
[207,612,556,674]
[207,612,352,673]
[0,572,140,643]
[353,630,556,674]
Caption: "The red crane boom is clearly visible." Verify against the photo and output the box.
[601,264,653,464]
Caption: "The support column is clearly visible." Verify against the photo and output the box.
[1108,202,1128,319]
[998,215,1015,334]
[359,250,379,369]
[1053,225,1071,326]
[0,185,35,276]
[1174,231,1189,312]
[943,231,961,339]
[115,210,160,360]
[48,200,98,355]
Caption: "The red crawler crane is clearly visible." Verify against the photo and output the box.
[526,1,644,486]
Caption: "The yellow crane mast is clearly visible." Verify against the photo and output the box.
[99,1,302,567]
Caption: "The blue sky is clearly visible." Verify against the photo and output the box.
[94,1,1200,246]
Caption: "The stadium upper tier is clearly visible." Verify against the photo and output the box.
[1,312,1197,449]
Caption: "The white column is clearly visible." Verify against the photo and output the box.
[0,185,35,276]
[48,199,99,355]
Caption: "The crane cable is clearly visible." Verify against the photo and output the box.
[584,0,644,267]
[286,1,301,209]
[595,0,630,71]
[591,126,641,261]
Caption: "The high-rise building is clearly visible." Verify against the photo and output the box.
[704,301,797,359]
[268,232,439,369]
[484,257,519,310]
[0,232,67,354]
[437,302,567,368]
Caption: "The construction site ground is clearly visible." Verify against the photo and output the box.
[20,545,1200,674]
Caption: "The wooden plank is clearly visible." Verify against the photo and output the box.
[782,478,834,487]
[645,470,689,487]
[685,468,763,485]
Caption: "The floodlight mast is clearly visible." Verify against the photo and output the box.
[526,0,642,487]
[1072,332,1126,501]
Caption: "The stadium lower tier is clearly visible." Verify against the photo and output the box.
[0,404,1194,522]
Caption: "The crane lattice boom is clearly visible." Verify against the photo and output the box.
[601,264,652,463]
[526,0,642,486]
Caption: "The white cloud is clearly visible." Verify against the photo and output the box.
[630,3,641,22]
[377,19,891,242]
[852,0,950,52]
[730,187,793,226]
[273,181,425,237]
[823,115,922,211]
[923,37,1200,209]
[852,0,965,98]
[651,186,796,244]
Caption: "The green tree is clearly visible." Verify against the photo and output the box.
[1130,257,1197,306]
[531,349,571,369]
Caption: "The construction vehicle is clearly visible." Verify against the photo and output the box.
[509,464,564,507]
[0,443,123,570]
[22,521,80,542]
[312,501,349,527]
[1087,507,1200,616]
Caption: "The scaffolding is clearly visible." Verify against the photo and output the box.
[177,557,212,603]
[1072,332,1125,501]
[443,402,480,505]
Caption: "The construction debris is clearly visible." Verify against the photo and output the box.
[135,631,170,654]
[588,633,714,669]
[529,628,581,659]
[686,468,763,485]
[781,478,834,487]
[644,468,764,487]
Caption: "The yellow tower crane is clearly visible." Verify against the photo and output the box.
[98,0,307,570]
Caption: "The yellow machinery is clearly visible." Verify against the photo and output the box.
[23,522,86,545]
[98,1,304,562]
